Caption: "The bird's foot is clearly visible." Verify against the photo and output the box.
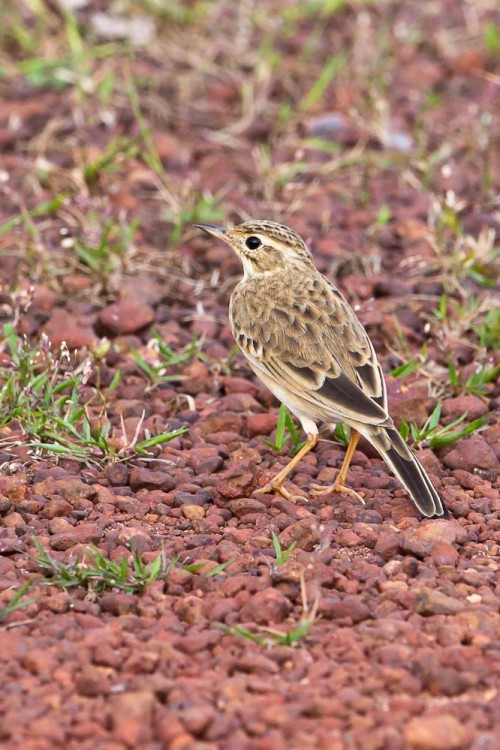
[255,481,308,504]
[309,481,365,505]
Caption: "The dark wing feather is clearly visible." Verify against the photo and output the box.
[283,363,388,423]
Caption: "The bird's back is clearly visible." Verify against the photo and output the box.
[230,267,379,384]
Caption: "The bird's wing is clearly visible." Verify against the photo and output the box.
[230,273,389,427]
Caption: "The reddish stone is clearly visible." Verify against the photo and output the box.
[106,463,130,487]
[216,462,257,499]
[3,511,24,528]
[72,523,103,544]
[385,379,433,426]
[22,648,58,678]
[181,504,205,521]
[232,653,279,675]
[32,284,56,311]
[176,630,220,654]
[277,518,320,552]
[28,717,65,744]
[48,517,72,534]
[109,690,156,745]
[49,532,79,550]
[41,498,73,519]
[405,713,469,749]
[430,540,459,566]
[121,277,162,306]
[320,595,371,623]
[33,477,97,503]
[43,307,97,349]
[75,664,110,696]
[129,467,175,491]
[401,521,464,558]
[62,274,93,293]
[441,395,489,423]
[410,587,464,616]
[240,588,292,625]
[100,593,138,616]
[246,413,278,437]
[441,436,498,483]
[99,301,155,335]
[177,702,215,736]
[227,498,267,517]
[375,532,402,560]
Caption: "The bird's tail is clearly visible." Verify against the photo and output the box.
[361,425,448,518]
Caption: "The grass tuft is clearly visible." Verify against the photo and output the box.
[263,404,306,456]
[32,538,233,595]
[0,580,35,621]
[399,401,491,449]
[32,538,175,595]
[271,532,297,565]
[0,315,187,465]
[131,330,199,391]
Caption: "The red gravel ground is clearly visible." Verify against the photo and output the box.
[0,2,499,749]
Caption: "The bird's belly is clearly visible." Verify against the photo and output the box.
[250,366,329,435]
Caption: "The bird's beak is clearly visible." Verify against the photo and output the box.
[195,224,230,241]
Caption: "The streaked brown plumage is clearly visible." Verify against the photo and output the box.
[197,220,448,518]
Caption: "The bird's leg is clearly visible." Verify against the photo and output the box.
[310,429,365,504]
[255,433,318,502]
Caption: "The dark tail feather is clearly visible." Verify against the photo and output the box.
[363,426,448,519]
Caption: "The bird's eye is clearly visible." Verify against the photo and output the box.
[245,236,262,250]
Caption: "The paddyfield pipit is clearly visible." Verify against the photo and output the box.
[197,220,448,519]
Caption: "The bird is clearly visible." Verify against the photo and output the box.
[196,220,448,519]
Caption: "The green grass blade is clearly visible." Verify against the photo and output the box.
[274,404,288,450]
[427,402,442,432]
[299,52,347,111]
[428,413,490,448]
[204,559,234,577]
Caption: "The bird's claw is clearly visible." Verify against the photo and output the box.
[309,482,365,505]
[255,482,308,504]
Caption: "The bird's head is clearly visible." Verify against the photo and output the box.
[196,220,314,277]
